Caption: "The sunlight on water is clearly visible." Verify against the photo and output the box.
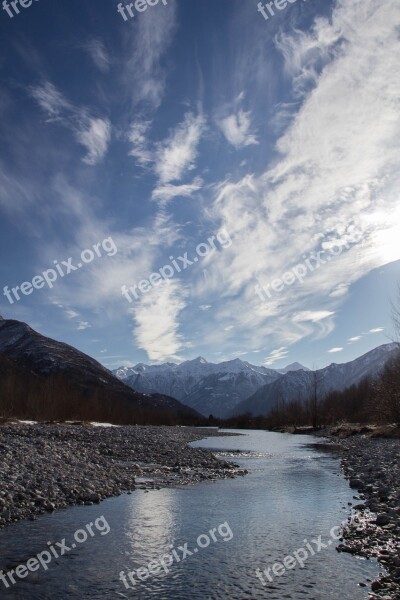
[0,430,379,599]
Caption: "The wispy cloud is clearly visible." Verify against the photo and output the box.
[124,0,177,109]
[264,346,288,365]
[132,280,188,361]
[198,0,400,356]
[30,82,111,166]
[152,177,203,204]
[218,110,258,148]
[77,117,111,166]
[155,113,205,184]
[30,81,71,118]
[0,160,39,214]
[2,0,399,368]
[128,120,153,167]
[83,39,111,72]
[328,347,343,353]
[128,113,205,204]
[348,336,362,342]
[292,311,335,323]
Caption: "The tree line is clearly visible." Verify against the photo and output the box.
[2,346,400,429]
[0,354,201,426]
[216,350,400,430]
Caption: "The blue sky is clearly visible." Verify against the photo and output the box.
[1,0,400,370]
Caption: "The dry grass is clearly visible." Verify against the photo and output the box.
[329,421,400,438]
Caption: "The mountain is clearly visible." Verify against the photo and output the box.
[234,343,400,417]
[114,357,283,418]
[0,317,199,424]
[278,362,310,374]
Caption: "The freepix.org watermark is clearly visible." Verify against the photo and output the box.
[255,229,362,302]
[254,516,356,586]
[119,521,233,589]
[2,0,39,19]
[121,229,232,303]
[3,237,117,305]
[117,0,168,22]
[0,516,110,589]
[257,0,307,22]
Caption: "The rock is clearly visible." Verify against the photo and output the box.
[0,423,245,529]
[350,478,363,489]
[330,435,400,599]
[376,514,391,526]
[371,580,382,591]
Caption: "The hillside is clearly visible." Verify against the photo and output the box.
[114,357,289,417]
[234,343,400,417]
[0,317,199,425]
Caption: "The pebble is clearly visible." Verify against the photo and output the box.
[0,423,246,529]
[326,435,400,600]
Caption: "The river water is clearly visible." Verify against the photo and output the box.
[0,429,379,599]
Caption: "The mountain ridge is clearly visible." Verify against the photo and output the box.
[113,357,309,418]
[0,317,199,423]
[233,343,400,417]
[114,345,400,419]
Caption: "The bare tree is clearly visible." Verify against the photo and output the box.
[372,285,400,424]
[374,357,400,425]
[308,366,325,428]
[310,370,318,428]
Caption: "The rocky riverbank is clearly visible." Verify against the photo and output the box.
[0,422,246,529]
[319,431,400,600]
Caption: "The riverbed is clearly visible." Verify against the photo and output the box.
[0,429,380,599]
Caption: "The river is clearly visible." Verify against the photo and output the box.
[0,429,379,599]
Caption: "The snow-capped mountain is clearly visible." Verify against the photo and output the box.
[233,343,400,417]
[114,345,399,419]
[182,367,278,418]
[277,362,310,374]
[113,357,303,418]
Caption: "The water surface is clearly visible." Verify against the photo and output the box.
[0,429,379,599]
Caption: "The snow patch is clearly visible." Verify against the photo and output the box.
[90,422,120,428]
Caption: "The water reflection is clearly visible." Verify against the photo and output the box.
[123,488,176,565]
[0,430,378,600]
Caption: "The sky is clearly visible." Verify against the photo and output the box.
[0,0,400,371]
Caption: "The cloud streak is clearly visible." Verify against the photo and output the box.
[132,280,188,361]
[198,0,400,355]
[218,110,258,148]
[124,0,177,109]
[77,118,111,166]
[155,113,205,184]
[30,82,111,165]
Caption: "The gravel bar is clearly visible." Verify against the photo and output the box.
[0,423,247,529]
[319,435,400,600]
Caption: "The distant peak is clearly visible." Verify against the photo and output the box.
[281,362,309,373]
[194,356,208,364]
[221,357,243,364]
[232,358,245,364]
